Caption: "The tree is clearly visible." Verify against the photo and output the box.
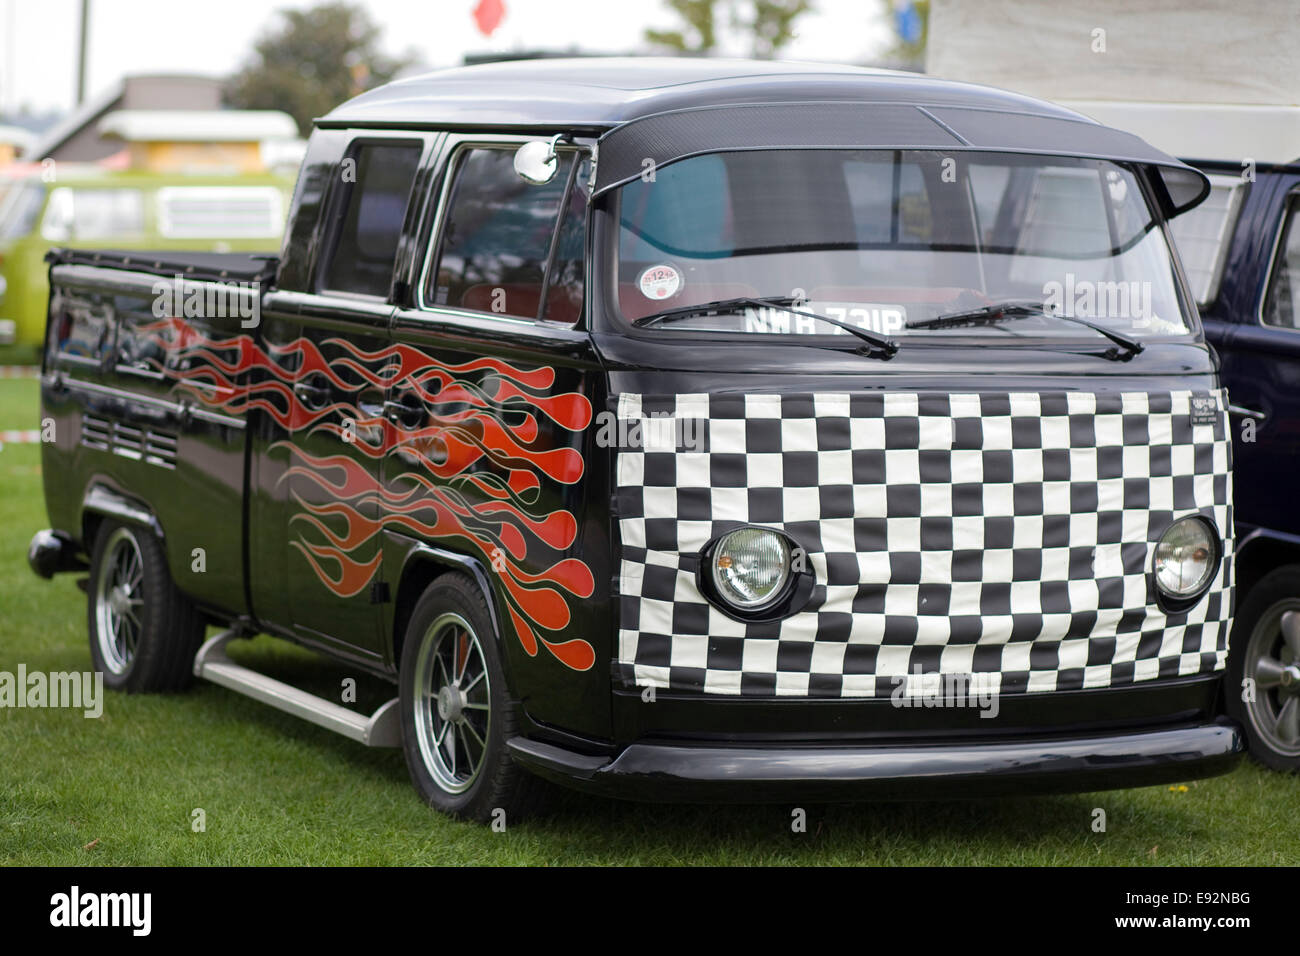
[746,0,813,59]
[225,2,418,137]
[877,0,929,68]
[645,0,719,54]
[645,0,813,59]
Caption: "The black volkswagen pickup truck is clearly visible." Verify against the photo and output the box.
[29,58,1242,820]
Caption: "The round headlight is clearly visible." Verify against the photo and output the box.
[711,528,791,609]
[1154,517,1217,599]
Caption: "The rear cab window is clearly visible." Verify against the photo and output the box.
[318,141,424,298]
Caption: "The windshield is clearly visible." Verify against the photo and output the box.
[0,181,44,241]
[607,149,1194,340]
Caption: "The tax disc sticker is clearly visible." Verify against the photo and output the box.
[638,264,682,300]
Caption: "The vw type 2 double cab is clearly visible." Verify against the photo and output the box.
[31,59,1242,820]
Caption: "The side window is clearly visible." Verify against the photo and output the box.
[319,141,422,298]
[1013,167,1112,257]
[542,157,589,325]
[41,188,145,242]
[0,182,45,239]
[1169,174,1247,308]
[618,153,731,258]
[428,146,574,319]
[968,165,1012,245]
[1263,197,1300,330]
[843,155,931,244]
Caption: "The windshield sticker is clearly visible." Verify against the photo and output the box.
[639,264,682,300]
[742,302,906,336]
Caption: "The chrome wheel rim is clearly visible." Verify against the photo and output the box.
[1245,602,1300,757]
[93,527,145,675]
[412,612,491,794]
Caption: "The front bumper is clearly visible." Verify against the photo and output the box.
[507,718,1243,801]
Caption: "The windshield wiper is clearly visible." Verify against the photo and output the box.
[633,296,899,358]
[906,301,1144,360]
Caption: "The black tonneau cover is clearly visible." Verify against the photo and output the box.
[592,101,1211,216]
[45,248,279,285]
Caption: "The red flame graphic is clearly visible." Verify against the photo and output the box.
[139,317,596,670]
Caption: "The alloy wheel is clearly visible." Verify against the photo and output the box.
[411,612,492,794]
[93,526,145,675]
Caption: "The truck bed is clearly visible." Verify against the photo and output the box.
[42,248,266,624]
[45,247,279,285]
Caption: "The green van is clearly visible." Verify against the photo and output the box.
[0,166,293,349]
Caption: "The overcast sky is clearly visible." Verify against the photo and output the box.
[1,0,896,115]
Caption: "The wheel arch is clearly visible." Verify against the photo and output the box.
[390,544,510,682]
[1235,528,1300,606]
[80,483,165,553]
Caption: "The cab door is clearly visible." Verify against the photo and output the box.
[279,134,435,662]
[383,138,612,737]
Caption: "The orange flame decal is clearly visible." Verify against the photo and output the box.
[140,317,596,670]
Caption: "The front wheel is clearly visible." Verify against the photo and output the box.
[398,574,545,821]
[1227,565,1300,771]
[87,520,204,692]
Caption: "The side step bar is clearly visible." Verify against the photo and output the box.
[194,629,402,748]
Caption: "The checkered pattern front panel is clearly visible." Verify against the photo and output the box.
[614,390,1234,698]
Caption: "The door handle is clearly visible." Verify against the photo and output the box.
[293,379,330,411]
[1227,404,1268,422]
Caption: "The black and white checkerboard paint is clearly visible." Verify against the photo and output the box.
[614,389,1234,698]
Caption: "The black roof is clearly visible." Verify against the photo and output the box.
[320,57,1210,216]
[320,56,1092,131]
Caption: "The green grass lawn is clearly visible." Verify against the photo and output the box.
[0,375,39,433]
[0,377,1297,865]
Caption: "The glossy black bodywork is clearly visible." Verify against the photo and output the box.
[33,60,1246,799]
[508,716,1242,802]
[41,265,253,622]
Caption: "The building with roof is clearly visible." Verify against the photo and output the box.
[0,125,35,164]
[98,110,299,174]
[26,74,225,162]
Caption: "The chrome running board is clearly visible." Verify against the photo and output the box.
[193,629,401,748]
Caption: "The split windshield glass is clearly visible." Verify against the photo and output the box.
[607,149,1194,341]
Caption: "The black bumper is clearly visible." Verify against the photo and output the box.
[27,529,86,579]
[507,718,1244,801]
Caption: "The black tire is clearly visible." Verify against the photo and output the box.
[1227,565,1300,771]
[87,521,205,693]
[398,573,545,822]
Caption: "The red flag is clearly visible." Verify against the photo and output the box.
[473,0,506,37]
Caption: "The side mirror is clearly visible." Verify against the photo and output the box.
[513,135,562,185]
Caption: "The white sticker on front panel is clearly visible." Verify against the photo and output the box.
[639,264,682,300]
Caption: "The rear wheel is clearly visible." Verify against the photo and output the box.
[1227,566,1300,771]
[398,574,544,821]
[87,521,204,692]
